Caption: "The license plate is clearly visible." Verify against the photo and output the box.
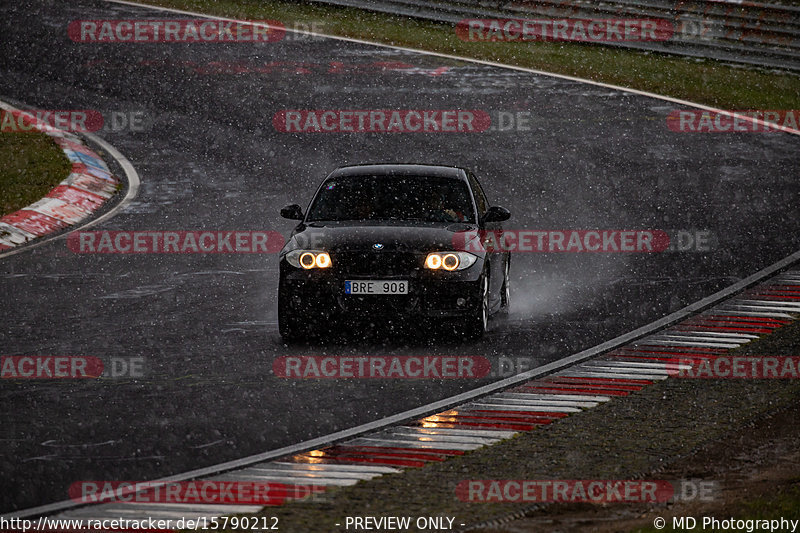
[345,280,408,295]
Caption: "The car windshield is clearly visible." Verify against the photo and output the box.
[305,175,476,223]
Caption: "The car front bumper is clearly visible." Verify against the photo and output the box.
[279,259,484,320]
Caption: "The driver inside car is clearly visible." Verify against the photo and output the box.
[425,192,465,223]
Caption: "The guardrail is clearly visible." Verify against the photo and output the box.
[309,0,800,71]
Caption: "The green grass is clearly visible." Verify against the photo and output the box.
[136,0,800,110]
[0,131,71,217]
[743,484,800,520]
[634,484,800,532]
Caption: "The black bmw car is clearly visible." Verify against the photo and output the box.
[278,164,511,341]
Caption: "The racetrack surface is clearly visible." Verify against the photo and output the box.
[0,0,798,513]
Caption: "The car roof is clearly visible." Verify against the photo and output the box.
[328,164,468,181]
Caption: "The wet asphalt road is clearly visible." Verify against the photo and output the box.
[0,0,798,513]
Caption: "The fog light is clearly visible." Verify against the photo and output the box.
[456,297,466,307]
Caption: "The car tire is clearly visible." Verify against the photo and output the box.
[463,274,489,340]
[499,256,511,314]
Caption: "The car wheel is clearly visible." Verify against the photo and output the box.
[278,288,305,342]
[500,257,510,314]
[464,274,489,339]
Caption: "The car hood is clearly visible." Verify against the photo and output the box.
[282,221,481,254]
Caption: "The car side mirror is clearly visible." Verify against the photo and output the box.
[280,204,304,220]
[482,206,511,224]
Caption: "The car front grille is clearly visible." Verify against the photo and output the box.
[333,251,421,276]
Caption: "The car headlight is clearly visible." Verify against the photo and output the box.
[286,250,332,269]
[424,252,478,271]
